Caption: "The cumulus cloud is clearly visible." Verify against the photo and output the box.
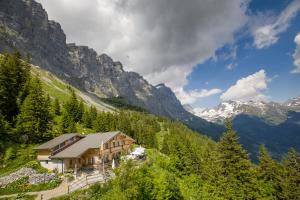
[177,88,222,105]
[252,0,300,49]
[292,33,300,73]
[37,0,248,103]
[220,69,269,101]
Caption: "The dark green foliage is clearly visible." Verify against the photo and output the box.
[92,111,159,148]
[281,148,300,199]
[257,145,283,198]
[0,113,11,138]
[0,53,30,121]
[101,97,147,112]
[16,77,52,143]
[0,144,36,177]
[82,106,98,128]
[63,90,83,122]
[60,90,83,133]
[215,120,260,199]
[60,113,77,133]
[53,98,61,115]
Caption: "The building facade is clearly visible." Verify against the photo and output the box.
[34,131,135,174]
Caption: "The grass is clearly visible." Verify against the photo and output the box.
[0,194,37,200]
[0,144,36,177]
[0,176,61,195]
[31,66,115,113]
[31,67,72,103]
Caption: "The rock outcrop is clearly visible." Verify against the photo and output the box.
[0,167,56,187]
[0,0,222,136]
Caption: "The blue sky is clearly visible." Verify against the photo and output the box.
[38,0,300,109]
[187,0,300,109]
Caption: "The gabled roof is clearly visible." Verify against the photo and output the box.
[51,131,133,159]
[34,133,83,150]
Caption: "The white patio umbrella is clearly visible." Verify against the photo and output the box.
[112,159,116,169]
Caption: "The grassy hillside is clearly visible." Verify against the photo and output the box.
[31,66,115,112]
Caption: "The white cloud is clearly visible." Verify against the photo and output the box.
[36,0,248,103]
[226,62,237,70]
[220,69,269,101]
[292,33,300,73]
[252,0,300,49]
[177,88,222,105]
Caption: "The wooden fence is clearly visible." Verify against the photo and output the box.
[68,173,104,193]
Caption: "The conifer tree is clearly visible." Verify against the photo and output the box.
[0,53,30,121]
[16,77,52,143]
[257,145,283,198]
[53,98,61,115]
[82,109,92,128]
[216,120,259,199]
[89,106,97,122]
[281,148,300,199]
[77,100,84,122]
[60,113,77,133]
[0,113,11,138]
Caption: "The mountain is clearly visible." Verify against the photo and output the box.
[0,0,222,136]
[192,99,300,160]
[1,0,299,160]
[196,99,300,125]
[233,112,300,160]
[284,96,300,112]
[183,104,196,114]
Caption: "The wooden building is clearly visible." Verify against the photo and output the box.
[34,131,135,174]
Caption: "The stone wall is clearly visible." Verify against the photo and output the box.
[0,167,56,188]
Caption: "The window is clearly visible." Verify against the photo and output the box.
[105,143,109,149]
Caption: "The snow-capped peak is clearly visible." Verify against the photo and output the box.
[193,100,283,124]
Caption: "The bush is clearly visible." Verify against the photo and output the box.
[3,147,17,162]
[64,174,74,182]
[24,161,48,173]
[0,176,62,195]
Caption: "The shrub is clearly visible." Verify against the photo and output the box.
[0,176,62,195]
[24,161,48,173]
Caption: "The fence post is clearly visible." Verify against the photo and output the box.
[86,175,88,185]
[68,185,70,194]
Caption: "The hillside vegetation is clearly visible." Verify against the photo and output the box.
[0,53,299,199]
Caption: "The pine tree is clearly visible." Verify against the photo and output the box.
[16,77,52,143]
[53,98,61,115]
[216,120,259,199]
[281,148,300,199]
[60,111,77,133]
[257,145,283,198]
[0,53,30,121]
[63,89,84,122]
[82,109,92,128]
[77,100,84,122]
[0,113,11,139]
[90,106,97,121]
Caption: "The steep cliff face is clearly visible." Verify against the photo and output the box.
[0,0,71,75]
[0,0,221,134]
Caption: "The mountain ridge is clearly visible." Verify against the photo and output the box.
[0,0,222,136]
[194,97,300,125]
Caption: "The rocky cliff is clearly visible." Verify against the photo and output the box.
[0,0,221,135]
